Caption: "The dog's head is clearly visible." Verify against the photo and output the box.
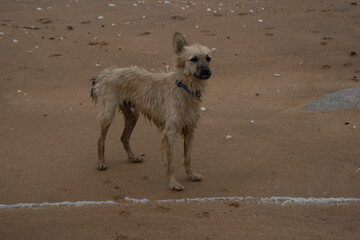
[173,32,212,80]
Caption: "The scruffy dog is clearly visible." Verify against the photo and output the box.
[91,32,212,191]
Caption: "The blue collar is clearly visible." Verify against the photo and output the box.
[175,80,201,97]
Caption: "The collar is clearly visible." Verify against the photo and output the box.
[175,80,201,97]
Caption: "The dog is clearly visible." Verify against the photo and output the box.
[91,32,212,191]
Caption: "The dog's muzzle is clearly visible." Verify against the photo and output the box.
[194,68,212,80]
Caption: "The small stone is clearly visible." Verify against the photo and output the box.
[211,48,216,52]
[108,3,116,7]
[250,120,255,123]
[133,3,137,6]
[206,8,211,12]
[200,107,206,111]
[225,135,233,140]
[97,16,104,20]
[249,9,254,14]
[95,63,101,67]
[274,73,281,77]
[37,7,42,11]
[69,107,72,111]
[195,25,199,28]
[17,90,22,93]
[353,126,357,129]
[258,19,263,23]
[230,10,234,13]
[13,39,18,43]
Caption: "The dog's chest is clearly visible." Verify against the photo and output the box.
[180,97,201,126]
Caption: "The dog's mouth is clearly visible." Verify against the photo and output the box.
[193,71,211,80]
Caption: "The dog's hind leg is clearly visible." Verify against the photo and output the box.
[97,123,111,170]
[97,99,117,170]
[183,127,203,181]
[120,101,143,163]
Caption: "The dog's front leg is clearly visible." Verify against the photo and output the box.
[162,132,184,191]
[183,127,203,181]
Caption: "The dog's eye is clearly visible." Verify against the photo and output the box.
[190,56,199,63]
[206,55,211,62]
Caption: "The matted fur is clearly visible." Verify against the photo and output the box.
[91,32,212,191]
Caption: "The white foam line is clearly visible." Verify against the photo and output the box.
[0,200,116,209]
[125,196,360,205]
[2,197,360,209]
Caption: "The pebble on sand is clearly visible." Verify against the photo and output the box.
[200,107,206,111]
[226,135,233,140]
[274,73,281,77]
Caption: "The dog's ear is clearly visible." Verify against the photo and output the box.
[173,32,188,53]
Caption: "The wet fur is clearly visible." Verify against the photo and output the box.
[91,32,212,191]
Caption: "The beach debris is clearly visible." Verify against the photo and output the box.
[95,63,101,67]
[211,48,216,52]
[97,16,104,20]
[274,73,281,77]
[200,107,206,111]
[225,135,233,140]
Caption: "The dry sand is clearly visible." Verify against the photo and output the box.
[0,0,359,239]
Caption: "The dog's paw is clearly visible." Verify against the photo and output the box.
[97,163,107,171]
[188,172,203,181]
[169,180,184,191]
[129,154,145,163]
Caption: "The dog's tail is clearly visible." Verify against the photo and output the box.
[90,76,99,102]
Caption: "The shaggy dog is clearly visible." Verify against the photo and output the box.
[91,32,212,190]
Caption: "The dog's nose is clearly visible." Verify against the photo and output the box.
[201,69,211,79]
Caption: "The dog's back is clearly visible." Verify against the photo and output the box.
[91,67,178,129]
